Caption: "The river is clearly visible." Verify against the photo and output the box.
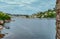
[2,17,56,39]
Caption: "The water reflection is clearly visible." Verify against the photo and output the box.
[0,18,56,39]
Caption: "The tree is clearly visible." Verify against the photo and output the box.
[56,0,60,39]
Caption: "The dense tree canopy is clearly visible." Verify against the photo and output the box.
[0,11,11,20]
[32,8,56,18]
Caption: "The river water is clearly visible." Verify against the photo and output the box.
[2,17,56,39]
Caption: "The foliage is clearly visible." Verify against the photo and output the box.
[0,11,11,20]
[32,8,56,18]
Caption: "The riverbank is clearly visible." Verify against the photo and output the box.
[9,8,56,18]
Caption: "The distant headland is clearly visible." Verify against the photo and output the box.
[0,8,56,18]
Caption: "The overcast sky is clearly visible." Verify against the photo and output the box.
[0,0,56,15]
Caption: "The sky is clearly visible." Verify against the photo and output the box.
[0,0,56,15]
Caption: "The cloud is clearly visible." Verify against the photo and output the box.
[0,0,37,5]
[0,0,56,14]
